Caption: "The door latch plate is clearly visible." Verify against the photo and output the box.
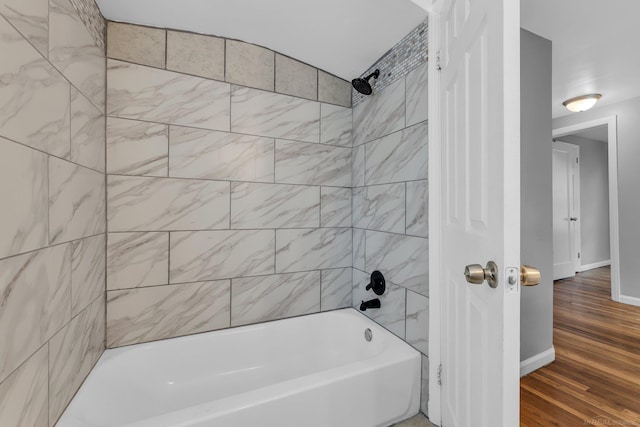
[505,267,519,293]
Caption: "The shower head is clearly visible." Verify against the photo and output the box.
[352,69,380,95]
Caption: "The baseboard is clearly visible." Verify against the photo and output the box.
[520,347,555,377]
[619,294,640,307]
[578,260,611,272]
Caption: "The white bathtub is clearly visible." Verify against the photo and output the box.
[57,308,421,427]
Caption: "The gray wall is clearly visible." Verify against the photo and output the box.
[558,135,610,266]
[554,96,640,298]
[520,29,554,362]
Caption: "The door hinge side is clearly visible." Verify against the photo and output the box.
[437,50,442,71]
[578,252,581,259]
[438,364,443,385]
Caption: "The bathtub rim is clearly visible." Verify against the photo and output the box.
[58,307,422,427]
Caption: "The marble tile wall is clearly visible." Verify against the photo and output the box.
[0,7,429,422]
[0,1,106,425]
[106,22,352,108]
[351,59,429,414]
[105,25,354,348]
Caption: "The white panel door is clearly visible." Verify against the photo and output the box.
[552,141,580,280]
[435,0,521,425]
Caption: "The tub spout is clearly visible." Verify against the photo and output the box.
[360,298,381,311]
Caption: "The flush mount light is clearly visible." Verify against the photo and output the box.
[562,94,602,112]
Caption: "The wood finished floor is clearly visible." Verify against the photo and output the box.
[520,267,640,426]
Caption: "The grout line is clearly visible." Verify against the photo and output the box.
[47,0,51,61]
[167,231,171,288]
[165,125,170,177]
[103,47,108,352]
[2,134,106,175]
[109,306,351,350]
[164,29,168,69]
[103,114,353,148]
[228,277,233,327]
[404,76,408,128]
[363,228,367,272]
[318,186,322,228]
[46,155,52,247]
[106,171,352,189]
[69,85,73,160]
[271,139,276,184]
[106,56,350,108]
[318,97,322,144]
[319,269,323,312]
[273,229,277,275]
[108,266,350,292]
[405,181,408,233]
[105,226,353,235]
[0,231,107,263]
[68,238,75,317]
[228,65,232,132]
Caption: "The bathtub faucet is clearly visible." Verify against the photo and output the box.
[359,298,381,311]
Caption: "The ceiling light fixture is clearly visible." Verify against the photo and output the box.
[562,94,602,113]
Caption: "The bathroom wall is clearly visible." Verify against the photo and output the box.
[0,0,106,424]
[104,22,354,348]
[351,21,429,414]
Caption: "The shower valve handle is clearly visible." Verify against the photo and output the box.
[366,271,386,295]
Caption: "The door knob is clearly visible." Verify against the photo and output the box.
[570,217,578,221]
[520,265,541,286]
[464,261,498,288]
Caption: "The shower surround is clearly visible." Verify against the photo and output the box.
[0,4,430,422]
[104,22,354,348]
[0,0,107,424]
[104,18,430,414]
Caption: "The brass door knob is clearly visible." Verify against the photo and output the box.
[464,261,498,288]
[520,265,541,286]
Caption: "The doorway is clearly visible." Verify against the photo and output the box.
[552,116,621,301]
[552,140,581,280]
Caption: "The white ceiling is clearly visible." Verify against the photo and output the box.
[95,0,428,80]
[522,0,640,119]
[96,1,639,119]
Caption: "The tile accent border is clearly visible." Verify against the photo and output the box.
[106,22,352,107]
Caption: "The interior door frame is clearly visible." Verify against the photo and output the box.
[427,5,442,424]
[552,140,582,279]
[552,115,621,302]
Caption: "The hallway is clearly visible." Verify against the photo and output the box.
[520,267,640,426]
